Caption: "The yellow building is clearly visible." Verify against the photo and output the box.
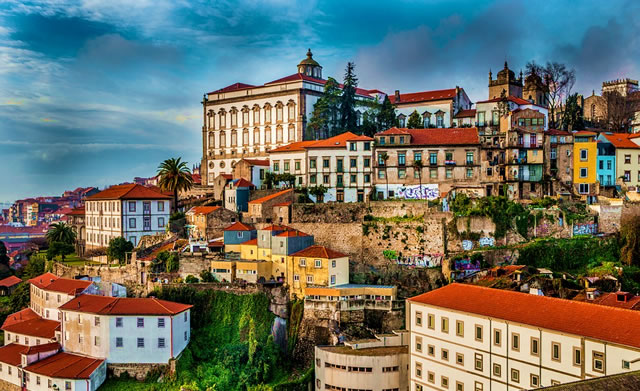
[287,245,349,299]
[240,238,259,260]
[235,260,272,283]
[573,131,598,196]
[211,260,236,282]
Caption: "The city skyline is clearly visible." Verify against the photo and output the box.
[1,0,639,202]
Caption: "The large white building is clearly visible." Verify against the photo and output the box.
[268,131,375,202]
[391,87,472,129]
[200,49,376,185]
[85,183,172,248]
[59,294,192,364]
[408,283,640,391]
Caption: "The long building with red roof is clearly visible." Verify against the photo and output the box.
[391,86,473,130]
[408,283,640,391]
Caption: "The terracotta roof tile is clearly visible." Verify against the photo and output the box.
[305,131,364,148]
[260,224,291,231]
[65,207,85,216]
[603,133,640,149]
[546,129,572,136]
[409,283,640,349]
[264,73,373,97]
[276,229,311,238]
[208,82,256,94]
[476,95,545,107]
[0,275,22,288]
[242,158,270,166]
[187,206,221,215]
[26,351,104,379]
[43,278,92,295]
[248,189,293,205]
[233,178,254,188]
[454,109,476,118]
[224,221,255,231]
[59,294,192,316]
[1,308,60,339]
[391,88,457,104]
[290,245,346,258]
[273,201,292,207]
[375,127,479,146]
[574,130,598,136]
[28,272,59,289]
[0,343,59,366]
[86,184,172,200]
[242,238,258,245]
[269,141,317,153]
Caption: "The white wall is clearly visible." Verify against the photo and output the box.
[172,310,191,360]
[121,199,170,247]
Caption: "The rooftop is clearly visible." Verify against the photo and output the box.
[375,127,479,146]
[28,272,59,290]
[248,189,293,205]
[317,345,408,357]
[86,183,172,200]
[409,283,640,349]
[65,207,85,216]
[26,351,104,379]
[0,343,60,366]
[276,229,312,238]
[476,95,544,107]
[539,370,640,390]
[603,133,640,149]
[290,245,346,258]
[242,158,270,166]
[59,294,192,316]
[454,109,476,118]
[0,275,22,287]
[42,278,92,295]
[187,206,221,215]
[391,88,458,104]
[1,308,60,338]
[223,221,255,231]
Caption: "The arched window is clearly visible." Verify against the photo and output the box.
[276,102,284,123]
[208,133,215,149]
[253,105,260,125]
[398,114,406,128]
[219,131,226,148]
[242,106,250,126]
[265,126,272,145]
[207,110,214,129]
[276,126,283,143]
[264,104,272,124]
[288,124,295,142]
[230,107,238,127]
[243,129,249,146]
[423,112,431,127]
[231,130,238,147]
[219,110,226,129]
[287,101,296,122]
[254,128,260,145]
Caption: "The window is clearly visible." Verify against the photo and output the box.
[158,217,165,227]
[531,337,539,356]
[456,352,464,365]
[579,183,590,194]
[430,168,437,179]
[475,325,483,342]
[284,161,290,171]
[364,174,370,183]
[551,342,561,362]
[493,363,501,377]
[510,368,519,383]
[456,381,464,391]
[415,311,422,326]
[116,317,123,327]
[474,382,483,391]
[158,338,166,348]
[474,353,483,371]
[309,159,316,169]
[466,168,473,178]
[573,347,582,366]
[350,158,357,168]
[427,344,435,356]
[415,362,422,378]
[446,167,452,179]
[398,153,406,166]
[580,167,588,178]
[158,318,165,328]
[441,348,449,361]
[398,168,406,179]
[494,329,501,346]
[466,151,474,164]
[531,374,540,388]
[157,201,164,212]
[441,376,449,388]
[364,157,370,168]
[427,371,435,384]
[66,381,71,390]
[137,318,144,328]
[625,154,632,164]
[128,201,136,212]
[511,333,520,351]
[580,149,588,161]
[323,158,330,168]
[330,275,336,285]
[129,218,136,229]
[593,351,605,372]
[623,360,631,370]
[137,338,144,348]
[625,170,631,182]
[116,337,123,347]
[456,320,464,337]
[184,312,188,322]
[441,317,449,333]
[315,259,322,268]
[378,170,385,179]
[94,336,100,346]
[306,275,314,283]
[415,336,422,352]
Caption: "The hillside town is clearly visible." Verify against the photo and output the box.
[3,4,640,390]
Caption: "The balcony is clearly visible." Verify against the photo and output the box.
[445,160,457,166]
[465,160,474,166]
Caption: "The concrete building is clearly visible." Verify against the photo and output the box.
[231,158,270,188]
[287,245,349,299]
[185,206,237,240]
[224,178,254,213]
[600,133,640,189]
[0,276,21,296]
[2,308,60,347]
[28,273,92,321]
[315,330,409,391]
[85,184,171,249]
[390,87,472,129]
[573,131,599,198]
[58,294,192,364]
[408,283,640,391]
[373,127,482,200]
[245,188,295,223]
[222,221,256,254]
[304,284,399,312]
[201,49,375,185]
[545,129,574,195]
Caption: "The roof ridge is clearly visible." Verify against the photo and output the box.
[151,298,173,313]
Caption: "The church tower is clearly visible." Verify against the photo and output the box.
[523,73,547,106]
[488,61,523,99]
[297,49,323,79]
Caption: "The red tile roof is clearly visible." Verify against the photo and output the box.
[1,308,60,339]
[242,238,258,245]
[306,132,368,149]
[546,129,572,136]
[26,351,104,379]
[209,82,256,94]
[276,229,311,238]
[391,88,457,104]
[43,278,92,295]
[221,174,233,180]
[574,130,598,137]
[0,275,22,288]
[269,141,317,153]
[603,133,640,149]
[476,95,544,107]
[86,184,172,200]
[0,343,60,366]
[242,158,270,166]
[409,283,640,349]
[290,245,347,258]
[248,189,293,205]
[273,201,292,207]
[454,109,476,118]
[224,221,255,231]
[265,73,373,97]
[233,178,254,188]
[587,292,640,310]
[187,206,221,215]
[375,127,479,146]
[28,273,59,289]
[65,207,85,216]
[260,224,292,231]
[59,294,192,316]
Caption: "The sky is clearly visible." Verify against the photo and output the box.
[1,0,639,203]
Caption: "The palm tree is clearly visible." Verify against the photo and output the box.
[157,157,194,212]
[46,222,76,245]
[380,152,389,199]
[414,159,424,199]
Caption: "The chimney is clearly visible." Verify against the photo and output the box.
[394,90,400,102]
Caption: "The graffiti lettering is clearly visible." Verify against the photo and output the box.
[478,237,495,247]
[396,184,439,200]
[573,223,598,236]
[394,253,443,268]
[462,240,473,250]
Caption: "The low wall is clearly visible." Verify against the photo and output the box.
[108,363,169,381]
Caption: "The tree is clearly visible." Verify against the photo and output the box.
[307,77,341,139]
[46,241,74,261]
[407,110,422,129]
[339,62,358,132]
[157,157,194,212]
[621,218,640,266]
[22,253,45,278]
[0,241,9,266]
[46,222,76,245]
[380,152,389,199]
[8,282,30,313]
[276,173,296,188]
[562,93,585,131]
[185,275,199,284]
[107,237,134,264]
[603,91,639,132]
[360,107,380,137]
[377,95,398,130]
[414,159,424,198]
[169,211,187,237]
[200,270,216,282]
[525,61,575,129]
[166,252,180,273]
[309,185,328,203]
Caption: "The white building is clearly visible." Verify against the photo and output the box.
[201,49,376,185]
[0,342,106,391]
[268,131,375,202]
[408,283,640,391]
[58,294,192,364]
[85,183,172,248]
[27,272,92,321]
[391,87,472,129]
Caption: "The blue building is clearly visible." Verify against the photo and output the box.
[597,134,617,188]
[223,222,257,252]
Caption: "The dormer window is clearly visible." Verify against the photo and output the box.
[399,136,405,144]
[398,115,406,128]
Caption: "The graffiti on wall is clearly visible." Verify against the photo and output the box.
[385,250,443,267]
[478,237,495,247]
[454,259,482,271]
[462,240,473,250]
[396,184,439,200]
[573,222,598,236]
